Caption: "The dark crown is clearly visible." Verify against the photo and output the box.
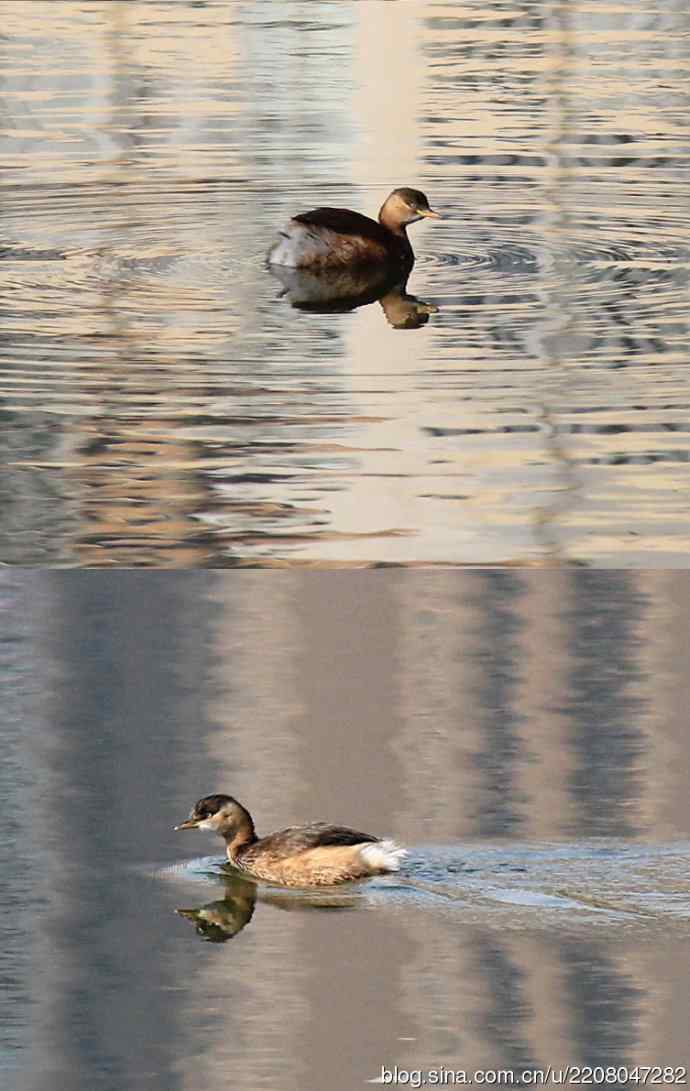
[193,793,235,819]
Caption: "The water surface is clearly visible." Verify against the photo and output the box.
[1,1,688,565]
[3,570,690,1089]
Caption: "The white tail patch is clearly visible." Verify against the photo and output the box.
[267,234,299,267]
[267,221,339,268]
[359,839,407,873]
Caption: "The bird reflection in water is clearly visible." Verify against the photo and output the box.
[176,874,363,943]
[268,265,439,330]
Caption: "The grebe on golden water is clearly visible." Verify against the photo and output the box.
[267,187,441,270]
[174,794,406,886]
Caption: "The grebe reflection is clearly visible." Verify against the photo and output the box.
[176,876,367,943]
[268,264,438,329]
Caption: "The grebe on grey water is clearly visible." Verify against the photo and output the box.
[175,793,406,886]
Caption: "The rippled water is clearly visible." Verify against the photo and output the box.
[164,840,690,928]
[0,0,687,565]
[4,571,690,1089]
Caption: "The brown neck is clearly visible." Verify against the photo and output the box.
[223,813,257,864]
[378,208,408,237]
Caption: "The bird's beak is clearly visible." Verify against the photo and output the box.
[174,818,200,831]
[418,207,441,219]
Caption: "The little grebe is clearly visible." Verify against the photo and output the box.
[267,187,440,270]
[174,793,406,886]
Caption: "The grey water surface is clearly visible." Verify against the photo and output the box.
[0,0,688,566]
[3,570,690,1090]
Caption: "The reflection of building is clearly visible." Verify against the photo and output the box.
[9,571,690,1084]
[2,2,689,567]
[392,569,690,842]
[65,414,214,568]
[0,0,364,568]
[204,571,690,1083]
[0,576,38,1074]
[17,573,217,1089]
[197,573,305,1090]
[393,571,690,1075]
[202,572,411,1090]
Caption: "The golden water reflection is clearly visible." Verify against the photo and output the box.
[0,1,688,565]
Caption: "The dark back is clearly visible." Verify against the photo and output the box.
[254,822,378,856]
[294,207,397,248]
